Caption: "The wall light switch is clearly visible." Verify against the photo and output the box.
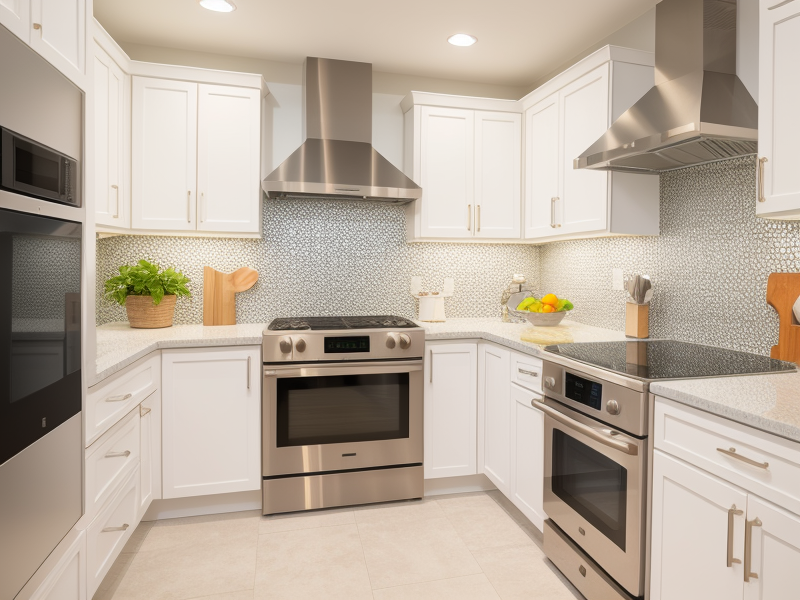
[612,268,624,291]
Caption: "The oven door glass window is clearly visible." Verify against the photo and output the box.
[552,429,627,550]
[277,373,409,447]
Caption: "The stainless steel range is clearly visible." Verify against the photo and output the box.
[261,316,424,515]
[540,341,796,600]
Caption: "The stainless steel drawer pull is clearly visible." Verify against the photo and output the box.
[769,0,796,9]
[727,504,743,568]
[744,517,762,582]
[518,368,539,377]
[717,447,769,470]
[102,523,130,533]
[758,157,768,202]
[106,393,132,403]
[140,406,151,417]
[533,399,638,455]
[105,450,131,459]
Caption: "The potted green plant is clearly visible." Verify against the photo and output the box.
[104,260,191,328]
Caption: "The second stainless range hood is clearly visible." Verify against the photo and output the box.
[262,58,422,202]
[575,0,758,173]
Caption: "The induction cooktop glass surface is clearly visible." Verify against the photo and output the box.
[268,316,418,331]
[544,340,797,380]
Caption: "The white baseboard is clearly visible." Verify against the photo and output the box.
[423,473,497,496]
[143,490,262,521]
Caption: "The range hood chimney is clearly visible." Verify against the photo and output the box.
[575,0,758,173]
[261,57,422,202]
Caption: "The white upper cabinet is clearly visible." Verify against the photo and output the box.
[0,0,30,43]
[197,84,262,232]
[403,93,522,241]
[522,46,658,242]
[29,0,85,87]
[132,77,199,231]
[757,0,800,220]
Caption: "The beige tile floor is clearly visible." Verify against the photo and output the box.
[94,491,583,600]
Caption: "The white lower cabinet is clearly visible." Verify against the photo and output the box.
[424,342,478,478]
[139,391,162,516]
[509,383,546,530]
[479,343,511,494]
[161,346,261,498]
[16,528,87,600]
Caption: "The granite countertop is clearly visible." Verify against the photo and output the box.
[651,374,800,444]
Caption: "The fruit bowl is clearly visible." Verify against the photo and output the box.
[507,291,570,327]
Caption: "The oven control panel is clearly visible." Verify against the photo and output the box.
[263,329,425,363]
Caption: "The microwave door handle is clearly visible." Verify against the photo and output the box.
[532,399,638,456]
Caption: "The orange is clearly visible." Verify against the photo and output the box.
[541,293,559,306]
[541,304,556,313]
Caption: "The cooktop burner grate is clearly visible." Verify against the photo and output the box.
[267,316,417,331]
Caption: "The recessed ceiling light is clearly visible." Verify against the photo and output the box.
[447,33,477,47]
[198,0,237,13]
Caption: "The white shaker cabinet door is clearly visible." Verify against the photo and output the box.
[424,343,478,479]
[559,63,610,236]
[650,450,747,600]
[509,384,546,531]
[474,111,521,239]
[419,106,474,238]
[524,92,560,239]
[197,84,261,233]
[139,391,162,517]
[0,0,30,43]
[479,343,511,494]
[16,529,86,600]
[743,494,800,600]
[29,0,85,86]
[161,347,261,499]
[132,77,198,231]
[757,0,800,219]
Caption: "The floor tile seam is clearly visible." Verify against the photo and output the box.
[256,521,360,537]
[435,500,492,590]
[368,571,492,593]
[354,518,378,596]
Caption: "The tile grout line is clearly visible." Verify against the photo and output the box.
[353,518,377,600]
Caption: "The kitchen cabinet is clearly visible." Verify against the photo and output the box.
[0,0,30,43]
[479,343,511,494]
[29,0,85,87]
[521,46,658,242]
[509,382,546,530]
[402,93,522,241]
[15,528,87,600]
[139,391,161,517]
[131,75,263,234]
[94,42,128,228]
[756,0,800,220]
[161,346,261,498]
[424,342,478,478]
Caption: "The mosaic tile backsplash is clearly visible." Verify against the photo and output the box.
[96,200,540,326]
[539,156,800,356]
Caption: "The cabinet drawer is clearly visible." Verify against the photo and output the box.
[654,397,800,516]
[86,353,159,446]
[85,407,141,522]
[86,466,140,598]
[511,353,543,393]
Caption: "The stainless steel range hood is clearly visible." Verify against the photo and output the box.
[575,0,758,173]
[262,57,422,202]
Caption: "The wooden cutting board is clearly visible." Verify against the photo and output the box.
[766,272,800,364]
[203,266,258,326]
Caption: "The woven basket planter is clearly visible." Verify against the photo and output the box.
[125,295,177,329]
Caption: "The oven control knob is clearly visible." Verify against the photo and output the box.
[279,337,293,354]
[295,338,307,353]
[544,376,556,389]
[606,400,621,416]
[399,334,412,349]
[386,333,398,349]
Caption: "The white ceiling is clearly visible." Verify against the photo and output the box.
[94,0,659,87]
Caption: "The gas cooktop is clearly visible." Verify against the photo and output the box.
[267,315,418,331]
[544,340,797,381]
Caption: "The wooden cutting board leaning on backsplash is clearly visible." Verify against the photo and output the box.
[203,266,258,326]
[766,273,800,365]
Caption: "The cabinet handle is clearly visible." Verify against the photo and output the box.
[717,447,769,470]
[140,405,151,417]
[477,205,481,233]
[106,393,132,403]
[247,356,251,390]
[102,524,130,533]
[467,204,472,231]
[111,184,119,218]
[105,450,131,459]
[429,349,433,383]
[744,517,762,582]
[33,22,41,31]
[550,197,562,229]
[727,504,743,567]
[757,157,768,203]
[518,368,539,377]
[200,192,205,223]
[769,0,796,9]
[187,191,192,222]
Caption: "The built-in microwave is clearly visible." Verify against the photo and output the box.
[0,127,80,207]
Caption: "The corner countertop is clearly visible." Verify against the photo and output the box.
[651,374,800,444]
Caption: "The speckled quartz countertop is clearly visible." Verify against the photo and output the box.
[651,374,800,444]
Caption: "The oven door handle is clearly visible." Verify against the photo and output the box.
[533,399,639,456]
[264,363,423,379]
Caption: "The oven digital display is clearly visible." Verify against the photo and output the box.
[564,372,602,410]
[324,336,370,353]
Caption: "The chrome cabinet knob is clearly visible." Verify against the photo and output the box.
[386,333,398,349]
[295,338,306,352]
[399,334,411,349]
[606,400,621,415]
[279,337,293,354]
[544,376,556,389]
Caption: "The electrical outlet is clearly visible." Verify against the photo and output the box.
[612,268,624,291]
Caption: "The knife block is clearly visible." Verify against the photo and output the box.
[625,303,649,339]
